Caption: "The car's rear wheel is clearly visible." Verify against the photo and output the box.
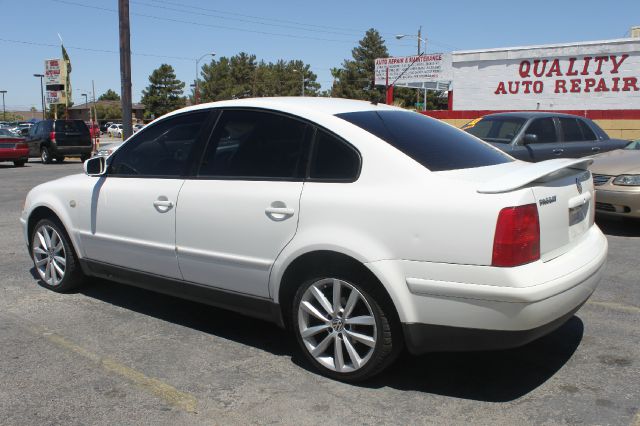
[40,147,52,164]
[292,275,399,382]
[80,154,90,162]
[30,218,84,292]
[13,160,26,167]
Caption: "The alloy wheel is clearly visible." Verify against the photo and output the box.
[32,224,66,286]
[297,278,377,373]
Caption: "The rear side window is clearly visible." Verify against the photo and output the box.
[336,110,512,172]
[199,110,308,179]
[55,120,89,134]
[577,120,597,141]
[559,118,584,142]
[525,118,557,143]
[310,130,360,180]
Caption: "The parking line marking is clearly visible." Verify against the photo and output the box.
[587,300,640,315]
[28,324,198,413]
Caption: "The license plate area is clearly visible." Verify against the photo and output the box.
[569,202,589,240]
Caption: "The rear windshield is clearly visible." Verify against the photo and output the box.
[336,110,512,171]
[464,117,526,143]
[55,120,89,134]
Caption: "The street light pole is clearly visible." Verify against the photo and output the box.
[395,30,428,110]
[0,91,6,121]
[195,52,215,105]
[33,74,46,119]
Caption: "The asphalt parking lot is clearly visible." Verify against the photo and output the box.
[0,160,638,425]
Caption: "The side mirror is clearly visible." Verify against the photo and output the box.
[84,156,106,176]
[523,133,538,144]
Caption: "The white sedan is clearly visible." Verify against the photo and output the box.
[20,98,607,382]
[106,123,123,138]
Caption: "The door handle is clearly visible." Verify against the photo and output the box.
[552,148,564,155]
[591,146,601,152]
[265,203,295,221]
[153,197,174,212]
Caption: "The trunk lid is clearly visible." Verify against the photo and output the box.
[439,158,595,260]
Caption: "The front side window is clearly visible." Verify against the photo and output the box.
[198,110,308,179]
[337,110,512,172]
[525,118,557,143]
[109,111,209,177]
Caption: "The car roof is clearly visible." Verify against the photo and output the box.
[482,111,588,120]
[159,97,401,121]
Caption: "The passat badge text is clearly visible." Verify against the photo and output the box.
[539,196,557,206]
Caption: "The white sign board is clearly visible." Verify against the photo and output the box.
[375,54,452,86]
[452,40,640,110]
[45,59,66,86]
[46,90,66,105]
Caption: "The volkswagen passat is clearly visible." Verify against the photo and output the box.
[21,98,607,382]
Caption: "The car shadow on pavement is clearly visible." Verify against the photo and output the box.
[596,216,640,237]
[72,274,584,403]
[362,315,584,402]
[77,277,295,357]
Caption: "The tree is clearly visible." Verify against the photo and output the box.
[98,89,120,101]
[95,103,122,120]
[30,106,37,112]
[140,64,186,118]
[331,28,388,102]
[198,53,320,101]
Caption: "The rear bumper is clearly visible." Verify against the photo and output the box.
[366,225,607,354]
[0,148,29,161]
[51,145,93,156]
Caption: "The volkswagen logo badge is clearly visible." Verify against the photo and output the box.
[576,178,583,194]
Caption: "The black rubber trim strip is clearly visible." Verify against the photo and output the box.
[402,299,586,354]
[80,259,285,327]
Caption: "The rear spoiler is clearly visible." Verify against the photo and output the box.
[477,158,593,194]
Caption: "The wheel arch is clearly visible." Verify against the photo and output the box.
[275,249,402,331]
[27,204,81,259]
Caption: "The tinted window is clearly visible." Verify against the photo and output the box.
[336,110,512,172]
[310,130,360,180]
[577,120,597,141]
[109,111,209,177]
[54,120,89,134]
[199,110,308,179]
[465,117,526,143]
[525,118,557,143]
[559,118,583,142]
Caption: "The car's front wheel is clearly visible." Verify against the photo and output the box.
[30,218,84,292]
[292,275,400,382]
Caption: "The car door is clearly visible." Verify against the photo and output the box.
[80,110,213,280]
[27,122,43,156]
[557,117,593,158]
[517,117,565,161]
[175,109,310,297]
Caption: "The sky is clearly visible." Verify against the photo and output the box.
[1,0,639,111]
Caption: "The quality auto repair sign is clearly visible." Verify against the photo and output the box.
[452,41,640,110]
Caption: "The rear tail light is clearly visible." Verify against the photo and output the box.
[492,204,540,267]
[49,131,56,142]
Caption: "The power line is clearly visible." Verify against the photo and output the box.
[131,0,359,37]
[51,0,356,44]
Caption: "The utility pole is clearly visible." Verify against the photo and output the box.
[416,26,422,108]
[0,91,6,121]
[118,0,133,139]
[34,74,46,119]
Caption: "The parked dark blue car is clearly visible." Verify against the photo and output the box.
[463,112,629,162]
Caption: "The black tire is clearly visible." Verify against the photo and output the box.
[291,269,402,382]
[80,154,90,162]
[40,147,52,164]
[30,217,85,292]
[13,160,26,167]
